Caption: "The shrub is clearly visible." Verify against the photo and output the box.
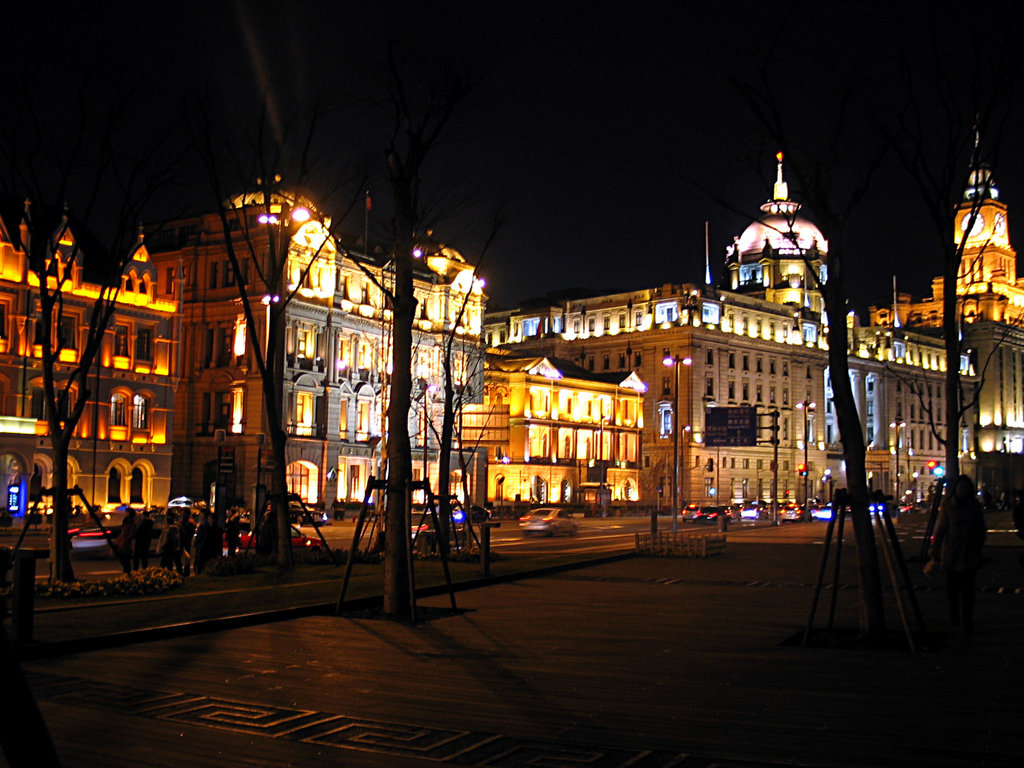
[37,567,183,599]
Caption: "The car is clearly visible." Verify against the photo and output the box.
[778,501,805,522]
[809,502,834,521]
[68,525,119,552]
[260,493,329,527]
[238,524,321,552]
[680,502,704,522]
[518,508,578,536]
[69,519,165,555]
[699,505,727,524]
[167,496,195,509]
[740,500,766,520]
[724,503,744,520]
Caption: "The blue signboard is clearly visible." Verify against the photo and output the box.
[8,484,22,516]
[704,406,757,447]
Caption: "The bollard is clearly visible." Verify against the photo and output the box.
[12,548,48,645]
[718,513,729,533]
[480,522,500,576]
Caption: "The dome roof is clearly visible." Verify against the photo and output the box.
[729,153,828,263]
[735,213,828,261]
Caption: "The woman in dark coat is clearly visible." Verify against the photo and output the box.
[930,475,987,633]
[132,509,155,570]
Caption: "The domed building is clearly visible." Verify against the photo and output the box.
[724,153,828,317]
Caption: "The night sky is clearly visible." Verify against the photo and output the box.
[6,1,1024,316]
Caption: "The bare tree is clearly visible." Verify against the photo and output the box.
[1,78,177,583]
[378,43,481,618]
[882,34,1017,486]
[733,66,891,636]
[190,98,362,568]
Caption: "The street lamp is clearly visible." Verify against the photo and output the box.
[663,354,692,534]
[795,401,815,511]
[890,419,906,505]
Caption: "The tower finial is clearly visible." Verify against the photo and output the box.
[773,151,788,201]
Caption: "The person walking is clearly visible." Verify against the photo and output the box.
[114,508,137,574]
[179,509,196,576]
[929,474,987,635]
[225,510,241,557]
[133,508,155,570]
[157,511,183,575]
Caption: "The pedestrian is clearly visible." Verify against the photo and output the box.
[195,509,224,574]
[133,508,155,570]
[179,509,196,576]
[157,511,183,574]
[928,474,987,635]
[114,508,137,574]
[194,510,210,574]
[225,509,241,557]
[1012,485,1024,567]
[256,507,276,556]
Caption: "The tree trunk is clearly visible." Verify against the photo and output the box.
[824,264,886,636]
[383,226,414,618]
[942,258,961,484]
[48,439,75,584]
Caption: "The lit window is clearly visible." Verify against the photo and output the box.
[131,394,149,430]
[110,394,128,426]
[701,302,720,324]
[654,302,679,324]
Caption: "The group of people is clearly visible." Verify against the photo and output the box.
[114,507,242,576]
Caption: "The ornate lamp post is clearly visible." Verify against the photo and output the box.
[663,354,692,534]
[796,401,815,511]
[890,418,906,505]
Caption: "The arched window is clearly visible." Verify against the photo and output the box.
[561,478,572,504]
[531,476,547,504]
[130,467,144,503]
[107,467,122,504]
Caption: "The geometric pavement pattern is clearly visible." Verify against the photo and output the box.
[28,672,788,768]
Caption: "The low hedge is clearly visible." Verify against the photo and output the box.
[36,567,184,599]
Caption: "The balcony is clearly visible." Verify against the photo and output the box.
[287,354,325,372]
[287,422,326,439]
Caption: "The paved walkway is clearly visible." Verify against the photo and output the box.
[7,514,1024,768]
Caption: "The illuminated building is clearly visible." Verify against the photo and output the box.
[877,162,1020,492]
[0,199,177,512]
[845,318,954,505]
[462,353,645,510]
[485,154,952,507]
[147,194,486,510]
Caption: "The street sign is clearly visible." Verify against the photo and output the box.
[704,406,757,447]
[219,446,235,474]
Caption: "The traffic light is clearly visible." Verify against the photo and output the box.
[927,460,944,477]
[798,463,808,477]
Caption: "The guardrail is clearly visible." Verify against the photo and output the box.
[635,531,726,558]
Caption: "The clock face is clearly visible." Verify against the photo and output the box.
[961,212,985,237]
[994,212,1007,237]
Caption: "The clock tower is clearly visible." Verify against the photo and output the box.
[954,164,1016,296]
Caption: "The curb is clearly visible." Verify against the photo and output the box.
[15,551,637,661]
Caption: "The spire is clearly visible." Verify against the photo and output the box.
[892,275,901,328]
[761,151,800,217]
[964,123,1000,202]
[704,220,712,285]
[773,152,788,201]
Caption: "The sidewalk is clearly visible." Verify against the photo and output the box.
[8,516,1024,768]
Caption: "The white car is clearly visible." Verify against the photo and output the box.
[518,508,578,536]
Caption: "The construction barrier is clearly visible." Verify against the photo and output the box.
[635,531,726,558]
